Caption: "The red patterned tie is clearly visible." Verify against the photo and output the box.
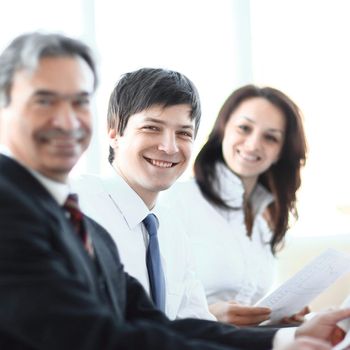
[63,193,94,256]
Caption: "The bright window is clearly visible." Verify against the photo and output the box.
[250,0,350,236]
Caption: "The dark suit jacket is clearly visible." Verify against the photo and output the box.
[0,154,277,350]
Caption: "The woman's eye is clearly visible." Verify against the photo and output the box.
[265,134,278,143]
[238,125,250,133]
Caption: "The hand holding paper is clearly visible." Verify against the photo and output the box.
[209,300,271,326]
[255,249,350,324]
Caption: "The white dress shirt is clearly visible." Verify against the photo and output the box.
[72,165,215,321]
[160,163,277,306]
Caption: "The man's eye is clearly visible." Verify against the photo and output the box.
[143,126,159,131]
[36,97,55,106]
[73,97,90,107]
[178,131,193,139]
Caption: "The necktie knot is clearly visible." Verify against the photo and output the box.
[64,193,82,219]
[63,193,93,256]
[142,214,158,237]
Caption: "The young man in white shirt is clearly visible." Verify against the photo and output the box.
[74,68,217,320]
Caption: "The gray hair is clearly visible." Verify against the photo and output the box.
[0,32,98,107]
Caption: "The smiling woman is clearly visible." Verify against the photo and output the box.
[160,84,307,326]
[221,97,286,197]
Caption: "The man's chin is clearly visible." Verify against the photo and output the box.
[155,181,177,193]
[41,160,79,181]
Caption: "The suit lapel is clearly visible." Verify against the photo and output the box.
[0,155,99,294]
[56,210,99,292]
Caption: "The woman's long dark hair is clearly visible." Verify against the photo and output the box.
[194,85,307,254]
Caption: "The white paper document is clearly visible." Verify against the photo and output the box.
[255,248,350,324]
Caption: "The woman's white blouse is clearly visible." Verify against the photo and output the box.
[160,164,277,306]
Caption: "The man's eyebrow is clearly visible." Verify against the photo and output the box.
[32,90,92,97]
[143,117,194,130]
[180,124,194,130]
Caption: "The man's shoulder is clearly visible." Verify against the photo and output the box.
[72,173,106,194]
[0,157,61,238]
[0,155,46,201]
[158,179,200,209]
[72,173,128,201]
[0,154,23,181]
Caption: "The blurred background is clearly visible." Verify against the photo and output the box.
[1,0,350,309]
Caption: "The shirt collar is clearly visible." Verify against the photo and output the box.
[29,170,70,206]
[214,163,245,208]
[102,163,156,230]
[0,144,12,157]
[215,162,274,214]
[0,144,70,205]
[250,182,274,217]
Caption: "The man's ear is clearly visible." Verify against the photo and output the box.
[108,128,119,149]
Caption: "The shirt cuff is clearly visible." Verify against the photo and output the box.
[272,327,297,349]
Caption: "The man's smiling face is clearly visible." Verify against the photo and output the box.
[109,104,194,208]
[0,56,94,182]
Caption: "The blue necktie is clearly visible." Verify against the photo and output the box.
[143,214,166,312]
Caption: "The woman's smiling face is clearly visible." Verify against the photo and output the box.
[222,97,286,187]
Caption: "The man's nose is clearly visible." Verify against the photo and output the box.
[158,132,179,154]
[52,102,80,130]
